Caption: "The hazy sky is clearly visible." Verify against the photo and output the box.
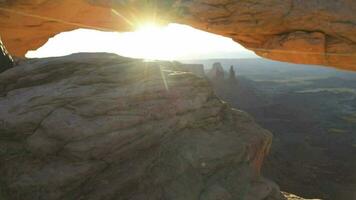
[26,23,257,60]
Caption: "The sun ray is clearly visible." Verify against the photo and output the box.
[111,9,134,27]
[160,65,169,91]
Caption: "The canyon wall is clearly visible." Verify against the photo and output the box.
[0,0,355,70]
[0,53,284,200]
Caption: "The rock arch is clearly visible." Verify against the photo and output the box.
[0,0,355,70]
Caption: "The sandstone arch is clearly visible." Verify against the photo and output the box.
[0,0,355,70]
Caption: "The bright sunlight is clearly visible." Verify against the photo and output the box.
[26,23,256,60]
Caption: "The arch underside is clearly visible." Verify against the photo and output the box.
[0,0,355,70]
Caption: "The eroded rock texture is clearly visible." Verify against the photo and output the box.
[0,0,355,70]
[178,0,356,70]
[0,53,284,200]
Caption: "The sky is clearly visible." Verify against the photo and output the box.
[26,23,257,60]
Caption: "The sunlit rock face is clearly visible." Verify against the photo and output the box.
[0,53,284,200]
[178,0,356,70]
[0,0,355,70]
[282,192,320,200]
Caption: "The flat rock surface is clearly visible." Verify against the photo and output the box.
[0,53,284,200]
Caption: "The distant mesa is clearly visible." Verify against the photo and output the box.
[181,63,205,77]
[228,65,237,82]
[206,62,238,83]
[207,62,225,80]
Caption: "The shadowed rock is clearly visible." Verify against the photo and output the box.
[0,37,13,73]
[0,53,285,200]
[208,62,225,80]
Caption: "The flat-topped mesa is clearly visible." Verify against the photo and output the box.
[181,64,205,77]
[0,0,355,70]
[0,53,283,200]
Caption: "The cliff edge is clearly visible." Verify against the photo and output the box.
[0,53,285,200]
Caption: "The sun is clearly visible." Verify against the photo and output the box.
[127,22,178,60]
[136,22,162,33]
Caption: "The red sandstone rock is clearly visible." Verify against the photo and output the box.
[0,0,355,70]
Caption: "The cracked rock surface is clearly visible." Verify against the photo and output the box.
[0,53,284,200]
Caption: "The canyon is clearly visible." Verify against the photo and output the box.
[203,59,356,200]
[0,1,355,199]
